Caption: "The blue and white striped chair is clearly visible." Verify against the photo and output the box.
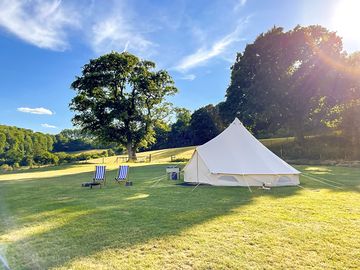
[93,165,106,188]
[115,165,130,185]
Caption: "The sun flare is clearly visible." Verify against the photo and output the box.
[332,0,360,45]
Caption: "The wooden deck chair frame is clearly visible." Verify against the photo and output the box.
[115,165,129,185]
[93,165,106,188]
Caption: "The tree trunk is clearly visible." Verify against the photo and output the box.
[126,143,137,161]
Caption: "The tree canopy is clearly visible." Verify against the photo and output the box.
[221,25,345,140]
[70,52,177,160]
[189,105,223,145]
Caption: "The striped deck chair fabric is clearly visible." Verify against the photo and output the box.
[93,165,106,185]
[115,165,129,183]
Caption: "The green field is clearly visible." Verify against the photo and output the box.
[0,147,359,269]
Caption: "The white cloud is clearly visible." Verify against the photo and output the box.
[180,74,196,81]
[17,107,53,115]
[90,5,155,55]
[234,0,247,11]
[174,20,248,72]
[0,0,154,54]
[0,0,79,51]
[41,123,57,129]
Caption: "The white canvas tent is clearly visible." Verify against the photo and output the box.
[184,118,300,187]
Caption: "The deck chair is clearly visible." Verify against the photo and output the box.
[115,165,130,185]
[92,165,106,188]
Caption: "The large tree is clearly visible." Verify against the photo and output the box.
[70,52,177,160]
[222,25,344,141]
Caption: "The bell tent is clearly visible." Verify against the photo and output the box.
[184,118,300,186]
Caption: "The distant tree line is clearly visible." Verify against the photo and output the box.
[0,125,55,168]
[53,129,119,152]
[0,126,113,170]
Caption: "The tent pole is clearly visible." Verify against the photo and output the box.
[196,152,198,183]
[189,152,200,192]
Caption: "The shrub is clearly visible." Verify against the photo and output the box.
[92,153,101,159]
[34,151,59,165]
[54,152,69,164]
[107,149,116,156]
[0,164,13,172]
[13,162,20,169]
[20,156,34,167]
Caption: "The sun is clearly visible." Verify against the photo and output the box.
[332,0,360,45]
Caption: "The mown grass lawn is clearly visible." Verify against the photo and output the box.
[0,157,359,269]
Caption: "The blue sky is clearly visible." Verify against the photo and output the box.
[0,0,359,134]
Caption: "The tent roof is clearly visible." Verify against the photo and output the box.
[196,118,300,175]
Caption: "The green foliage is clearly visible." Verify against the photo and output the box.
[54,152,71,164]
[0,125,113,168]
[4,148,23,165]
[0,163,13,172]
[339,100,360,157]
[149,105,224,150]
[189,104,222,145]
[53,128,118,153]
[331,52,360,156]
[107,149,116,157]
[33,151,59,165]
[268,135,354,160]
[70,52,177,160]
[0,125,54,166]
[222,25,345,139]
[0,132,6,153]
[167,108,192,147]
[53,129,95,152]
[21,155,34,167]
[148,120,171,150]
